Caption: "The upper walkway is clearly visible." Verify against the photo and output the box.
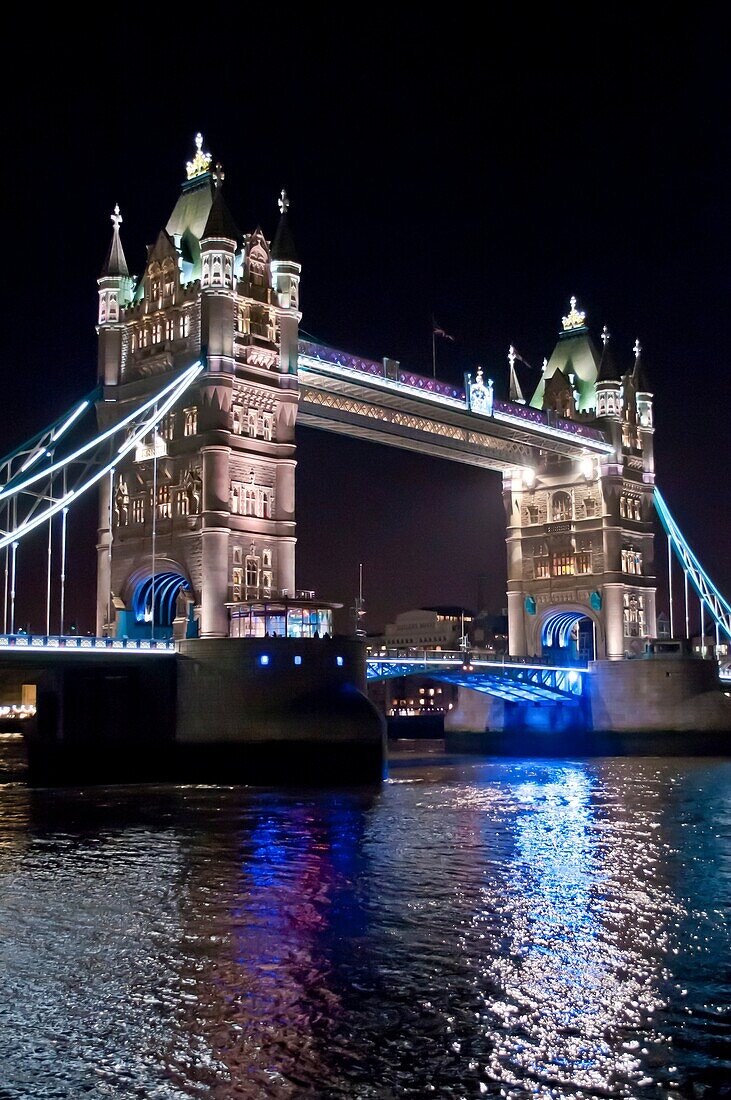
[297,339,613,472]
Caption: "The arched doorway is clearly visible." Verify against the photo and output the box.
[128,570,191,639]
[541,610,595,663]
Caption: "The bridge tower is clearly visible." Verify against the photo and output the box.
[95,135,301,639]
[504,298,657,660]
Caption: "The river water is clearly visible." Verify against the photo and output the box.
[0,735,728,1099]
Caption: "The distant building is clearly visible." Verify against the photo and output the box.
[369,606,474,653]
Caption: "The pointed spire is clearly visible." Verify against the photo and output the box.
[632,338,650,392]
[508,345,525,403]
[596,324,621,383]
[100,204,129,278]
[201,183,240,242]
[272,188,299,262]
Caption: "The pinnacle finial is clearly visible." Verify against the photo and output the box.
[186,132,212,180]
[508,345,517,368]
[111,204,122,230]
[633,338,642,359]
[562,295,587,331]
[278,189,290,215]
[601,324,610,346]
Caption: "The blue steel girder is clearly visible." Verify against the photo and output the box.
[366,658,586,705]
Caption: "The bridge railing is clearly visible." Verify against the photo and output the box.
[0,634,175,653]
[366,647,589,668]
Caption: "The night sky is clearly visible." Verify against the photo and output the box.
[4,17,729,633]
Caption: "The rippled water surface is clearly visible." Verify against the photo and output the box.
[0,736,729,1098]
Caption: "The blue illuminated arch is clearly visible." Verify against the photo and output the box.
[541,610,588,650]
[132,571,190,628]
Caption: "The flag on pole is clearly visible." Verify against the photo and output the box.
[432,320,455,341]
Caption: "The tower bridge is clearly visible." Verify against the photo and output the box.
[0,133,729,694]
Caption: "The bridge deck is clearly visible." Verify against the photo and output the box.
[299,341,613,471]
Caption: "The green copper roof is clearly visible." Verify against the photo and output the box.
[166,176,216,246]
[530,329,601,413]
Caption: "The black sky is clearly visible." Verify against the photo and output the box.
[4,15,730,632]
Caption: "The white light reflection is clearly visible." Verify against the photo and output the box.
[478,765,673,1097]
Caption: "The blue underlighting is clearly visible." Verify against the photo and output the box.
[132,571,189,628]
[542,611,587,649]
[259,654,270,666]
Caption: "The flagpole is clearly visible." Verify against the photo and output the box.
[432,328,436,378]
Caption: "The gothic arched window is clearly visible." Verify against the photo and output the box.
[552,491,572,522]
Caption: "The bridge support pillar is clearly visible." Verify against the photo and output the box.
[96,477,111,636]
[200,528,230,637]
[507,591,527,656]
[603,584,625,660]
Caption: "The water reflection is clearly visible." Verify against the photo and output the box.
[0,742,728,1097]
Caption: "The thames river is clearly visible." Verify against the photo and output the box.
[0,736,728,1098]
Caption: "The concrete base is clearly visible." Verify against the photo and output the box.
[444,656,731,756]
[445,727,730,757]
[19,637,385,787]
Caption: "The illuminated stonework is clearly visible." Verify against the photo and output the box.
[505,306,657,660]
[96,144,302,638]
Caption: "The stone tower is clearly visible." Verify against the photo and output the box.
[504,298,657,660]
[95,135,301,639]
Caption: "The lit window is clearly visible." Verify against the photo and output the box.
[176,489,189,516]
[184,407,197,436]
[262,549,272,569]
[246,557,260,588]
[180,314,190,339]
[244,488,257,516]
[551,549,574,576]
[165,318,174,341]
[132,497,144,524]
[552,491,572,522]
[259,654,270,666]
[156,484,171,519]
[336,656,344,666]
[294,656,302,666]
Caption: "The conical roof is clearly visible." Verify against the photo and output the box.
[201,185,240,243]
[632,343,651,392]
[597,329,622,383]
[271,189,298,262]
[100,205,129,278]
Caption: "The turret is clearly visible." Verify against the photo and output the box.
[271,190,302,375]
[632,339,653,429]
[97,204,134,386]
[595,325,622,418]
[632,339,654,476]
[199,169,239,374]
